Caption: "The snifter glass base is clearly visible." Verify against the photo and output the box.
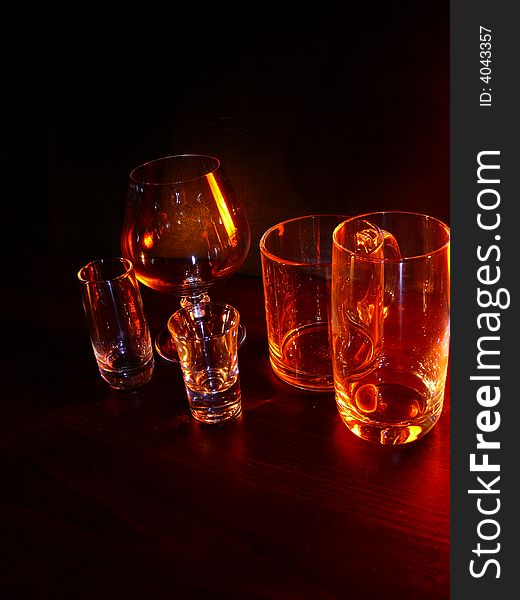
[155,326,180,362]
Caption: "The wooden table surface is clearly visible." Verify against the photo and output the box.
[1,255,450,600]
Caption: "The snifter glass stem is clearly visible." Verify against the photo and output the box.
[180,292,211,317]
[155,293,246,363]
[154,293,210,363]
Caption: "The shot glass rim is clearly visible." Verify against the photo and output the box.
[167,301,240,342]
[77,257,134,284]
[129,154,221,186]
[332,210,450,263]
[259,213,349,267]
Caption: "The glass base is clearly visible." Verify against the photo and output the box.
[187,378,242,424]
[99,356,154,391]
[155,323,247,363]
[336,391,444,445]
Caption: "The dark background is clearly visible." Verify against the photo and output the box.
[2,7,453,598]
[42,4,449,277]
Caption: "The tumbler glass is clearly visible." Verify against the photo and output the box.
[331,212,450,445]
[78,257,154,390]
[168,302,242,424]
[260,214,348,391]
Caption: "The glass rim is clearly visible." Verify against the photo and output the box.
[259,213,349,267]
[167,301,240,341]
[129,154,221,186]
[332,210,450,263]
[77,257,134,284]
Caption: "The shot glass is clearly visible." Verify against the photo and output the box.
[331,211,450,445]
[78,257,154,390]
[259,214,348,391]
[168,302,242,424]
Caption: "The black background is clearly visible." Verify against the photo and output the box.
[42,4,449,276]
[7,4,519,597]
[16,4,520,598]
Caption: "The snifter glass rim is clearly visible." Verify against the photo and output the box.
[332,210,450,263]
[259,213,349,267]
[129,154,221,186]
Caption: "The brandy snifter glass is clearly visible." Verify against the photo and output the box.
[121,154,250,363]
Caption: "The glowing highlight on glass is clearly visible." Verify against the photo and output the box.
[206,172,238,247]
[143,232,154,249]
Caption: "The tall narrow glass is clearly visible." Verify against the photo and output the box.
[331,212,450,445]
[78,257,154,390]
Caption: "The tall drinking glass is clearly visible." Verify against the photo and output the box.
[331,211,450,445]
[78,257,154,390]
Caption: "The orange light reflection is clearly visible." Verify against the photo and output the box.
[143,232,154,249]
[206,172,238,247]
